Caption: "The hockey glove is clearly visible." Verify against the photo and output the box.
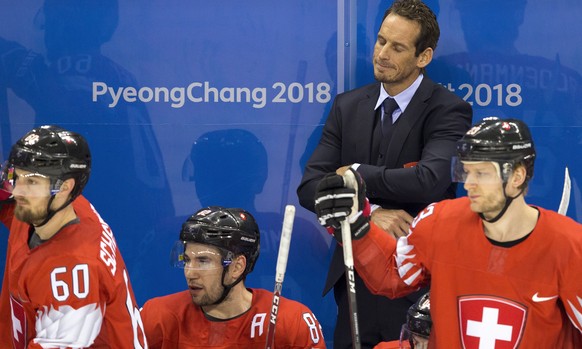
[314,168,371,243]
[0,164,13,204]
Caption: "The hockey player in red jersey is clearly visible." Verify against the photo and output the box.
[314,118,582,348]
[0,125,147,348]
[140,206,326,348]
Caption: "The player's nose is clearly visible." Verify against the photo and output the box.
[184,268,200,279]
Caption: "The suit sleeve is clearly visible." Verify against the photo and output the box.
[357,89,472,204]
[297,96,343,212]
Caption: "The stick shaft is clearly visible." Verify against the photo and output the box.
[341,169,361,349]
[341,220,361,349]
[265,205,295,349]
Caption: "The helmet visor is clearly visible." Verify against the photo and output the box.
[451,157,505,184]
[400,324,429,349]
[0,162,62,197]
[170,240,233,271]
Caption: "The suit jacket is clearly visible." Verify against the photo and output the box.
[297,77,472,295]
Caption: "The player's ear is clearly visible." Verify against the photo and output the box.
[230,255,247,279]
[511,165,527,188]
[58,178,75,196]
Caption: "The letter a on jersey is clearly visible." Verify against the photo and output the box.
[458,295,527,349]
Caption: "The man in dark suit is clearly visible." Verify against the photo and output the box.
[297,0,472,347]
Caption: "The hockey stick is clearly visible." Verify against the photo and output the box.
[265,205,296,349]
[341,170,361,349]
[558,166,571,216]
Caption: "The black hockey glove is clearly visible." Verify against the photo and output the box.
[314,168,371,243]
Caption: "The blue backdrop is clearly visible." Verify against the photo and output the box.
[1,1,580,347]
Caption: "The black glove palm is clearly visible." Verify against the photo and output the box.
[314,168,370,242]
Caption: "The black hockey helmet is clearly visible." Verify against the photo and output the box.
[453,117,535,184]
[406,292,431,337]
[180,206,260,275]
[8,125,91,201]
[400,292,431,348]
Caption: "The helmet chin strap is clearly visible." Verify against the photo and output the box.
[34,183,76,228]
[209,268,246,306]
[34,195,59,228]
[479,184,524,223]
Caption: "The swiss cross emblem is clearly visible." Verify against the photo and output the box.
[458,295,527,349]
[10,295,27,349]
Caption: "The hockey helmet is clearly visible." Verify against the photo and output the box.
[400,292,431,348]
[407,292,431,337]
[177,206,260,275]
[6,125,91,200]
[452,117,535,184]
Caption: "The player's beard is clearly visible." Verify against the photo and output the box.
[190,282,225,306]
[15,200,49,226]
[472,191,506,218]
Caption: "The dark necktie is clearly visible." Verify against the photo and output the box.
[382,97,399,136]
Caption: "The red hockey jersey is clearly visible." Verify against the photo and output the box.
[353,197,582,348]
[373,340,409,349]
[140,288,326,348]
[0,196,147,349]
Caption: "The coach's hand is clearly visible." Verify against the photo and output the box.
[314,168,371,243]
[371,208,413,239]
